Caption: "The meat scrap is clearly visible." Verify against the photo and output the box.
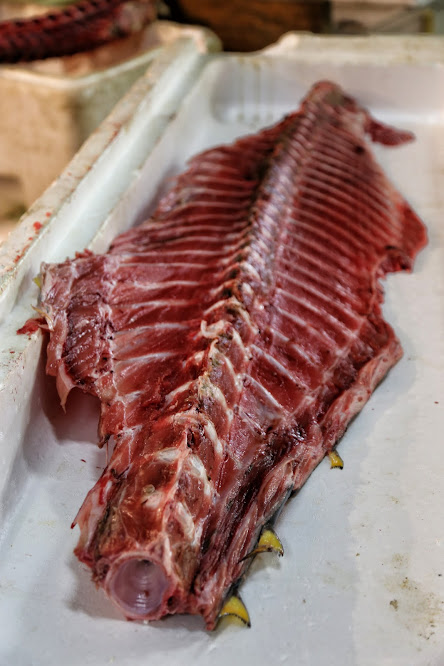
[0,0,156,63]
[37,81,427,629]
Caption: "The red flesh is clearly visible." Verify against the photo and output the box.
[38,82,427,628]
[0,0,156,63]
[17,317,45,335]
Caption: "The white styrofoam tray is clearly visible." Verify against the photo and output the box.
[0,33,443,666]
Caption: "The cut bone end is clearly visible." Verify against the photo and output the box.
[106,558,170,619]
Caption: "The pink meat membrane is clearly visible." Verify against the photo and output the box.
[107,558,170,619]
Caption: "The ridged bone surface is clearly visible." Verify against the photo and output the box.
[39,81,427,629]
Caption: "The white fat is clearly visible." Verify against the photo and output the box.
[239,259,261,281]
[116,350,180,365]
[128,279,204,290]
[265,324,318,367]
[244,246,266,269]
[174,502,196,541]
[186,454,210,488]
[198,376,231,412]
[273,302,336,348]
[113,322,189,337]
[121,260,208,269]
[230,328,253,362]
[203,297,235,317]
[119,298,198,309]
[275,262,359,308]
[155,447,180,463]
[244,374,287,415]
[203,420,223,457]
[200,318,229,340]
[193,350,205,364]
[164,379,196,405]
[251,343,310,391]
[276,286,356,336]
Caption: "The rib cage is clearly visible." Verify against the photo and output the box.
[39,81,427,628]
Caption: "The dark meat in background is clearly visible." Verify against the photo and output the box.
[0,0,157,63]
[36,81,427,629]
[166,0,331,51]
[0,0,330,62]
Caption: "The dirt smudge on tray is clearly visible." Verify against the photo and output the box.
[385,554,444,642]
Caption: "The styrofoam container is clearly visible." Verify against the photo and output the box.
[0,20,220,207]
[0,33,443,666]
[330,3,436,34]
